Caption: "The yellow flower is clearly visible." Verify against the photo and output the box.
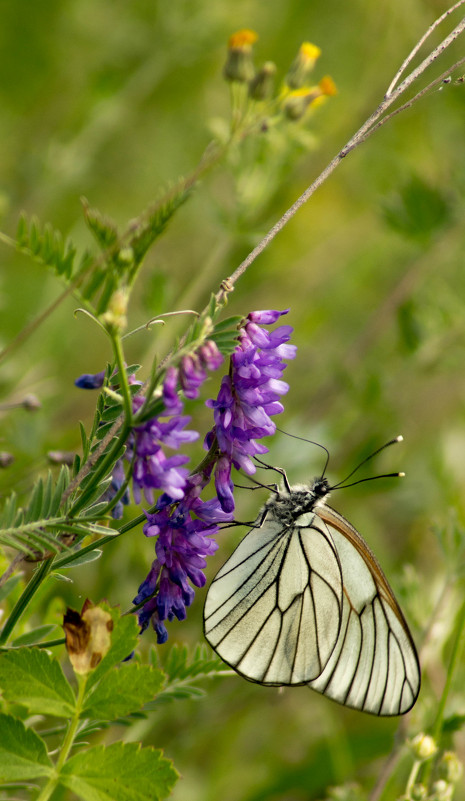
[319,75,338,96]
[283,76,337,120]
[286,41,322,89]
[227,29,258,50]
[224,29,258,83]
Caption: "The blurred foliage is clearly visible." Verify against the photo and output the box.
[1,0,465,800]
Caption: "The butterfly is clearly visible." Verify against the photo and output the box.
[204,441,420,716]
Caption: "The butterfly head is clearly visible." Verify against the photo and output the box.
[309,475,332,504]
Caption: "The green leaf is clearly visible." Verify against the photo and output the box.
[382,174,451,244]
[83,662,164,720]
[0,648,75,717]
[12,624,60,647]
[0,573,22,603]
[58,548,103,568]
[85,614,140,692]
[60,742,178,801]
[212,315,242,333]
[442,713,465,734]
[0,713,53,781]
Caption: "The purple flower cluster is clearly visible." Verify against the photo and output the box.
[205,309,296,512]
[75,341,224,516]
[134,477,233,643]
[76,314,296,643]
[127,395,198,505]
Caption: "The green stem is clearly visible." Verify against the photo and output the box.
[405,760,421,799]
[111,330,133,423]
[0,557,54,646]
[68,416,131,517]
[423,591,465,786]
[432,594,465,741]
[36,674,88,801]
[68,332,134,518]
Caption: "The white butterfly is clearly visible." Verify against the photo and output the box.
[204,454,420,716]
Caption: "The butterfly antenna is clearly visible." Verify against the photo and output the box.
[275,427,331,476]
[333,435,403,489]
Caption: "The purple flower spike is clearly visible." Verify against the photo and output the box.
[135,478,231,641]
[205,309,296,512]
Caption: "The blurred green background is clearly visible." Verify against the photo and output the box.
[1,0,465,799]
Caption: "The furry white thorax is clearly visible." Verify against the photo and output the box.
[264,477,331,526]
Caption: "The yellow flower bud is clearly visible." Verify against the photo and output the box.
[223,29,258,83]
[286,42,321,89]
[283,87,321,120]
[319,75,338,96]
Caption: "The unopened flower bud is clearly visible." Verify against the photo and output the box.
[101,289,128,331]
[411,784,427,801]
[0,452,14,468]
[286,42,321,89]
[283,76,337,121]
[438,751,463,784]
[22,394,41,411]
[223,29,258,83]
[283,88,321,120]
[409,733,438,761]
[249,61,276,100]
[117,247,134,265]
[47,450,75,466]
[430,780,453,801]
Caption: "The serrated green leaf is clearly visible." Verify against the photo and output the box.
[146,685,206,707]
[85,614,140,692]
[0,713,52,781]
[164,643,185,679]
[83,662,164,720]
[60,741,179,801]
[0,648,75,717]
[12,624,60,647]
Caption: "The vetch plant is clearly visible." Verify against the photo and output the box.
[0,7,465,801]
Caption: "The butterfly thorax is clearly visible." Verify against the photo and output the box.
[265,476,331,527]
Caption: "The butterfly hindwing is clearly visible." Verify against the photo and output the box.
[307,504,420,715]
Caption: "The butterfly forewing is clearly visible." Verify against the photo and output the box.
[204,509,344,684]
[204,479,421,716]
